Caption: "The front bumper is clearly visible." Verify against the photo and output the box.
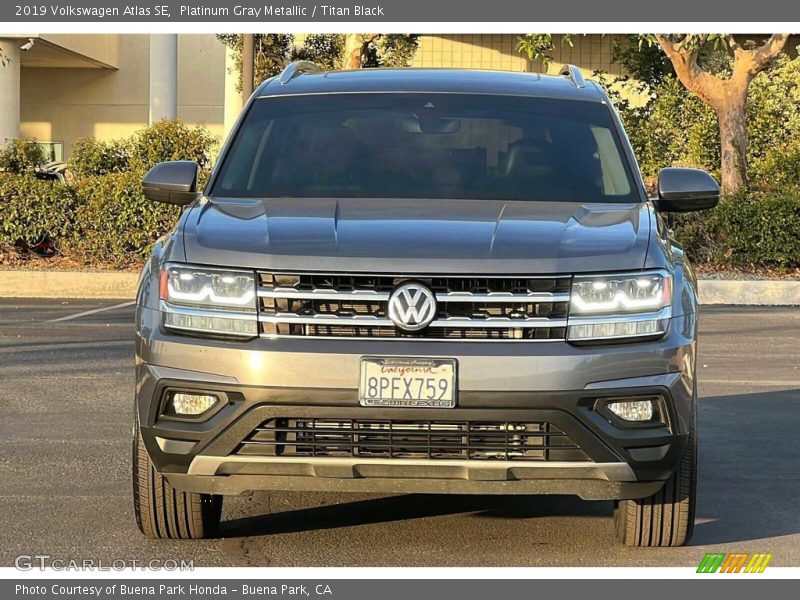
[135,308,696,501]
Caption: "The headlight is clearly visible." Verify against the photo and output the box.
[159,264,257,338]
[568,271,672,342]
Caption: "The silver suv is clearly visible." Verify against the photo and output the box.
[133,62,719,547]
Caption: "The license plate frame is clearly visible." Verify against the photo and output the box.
[358,356,457,408]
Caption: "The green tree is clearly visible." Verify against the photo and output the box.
[216,34,294,92]
[295,34,419,69]
[520,33,791,195]
[516,34,573,68]
[217,34,419,90]
[652,34,790,195]
[611,35,674,86]
[292,34,344,70]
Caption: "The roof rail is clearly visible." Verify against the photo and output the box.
[278,60,321,85]
[559,64,586,88]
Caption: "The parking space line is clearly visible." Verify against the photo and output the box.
[46,300,136,323]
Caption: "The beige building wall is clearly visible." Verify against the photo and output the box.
[411,34,627,78]
[411,34,646,106]
[38,34,119,68]
[19,34,225,156]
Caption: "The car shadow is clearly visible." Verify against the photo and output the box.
[691,388,800,545]
[220,388,800,545]
[219,493,609,538]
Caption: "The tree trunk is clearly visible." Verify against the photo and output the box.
[343,34,379,69]
[655,34,791,197]
[716,85,749,196]
[344,34,367,69]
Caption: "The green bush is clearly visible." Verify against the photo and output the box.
[1,120,218,267]
[0,170,183,267]
[129,119,218,172]
[0,174,77,245]
[69,137,132,177]
[669,187,800,269]
[747,53,800,183]
[712,188,800,268]
[0,139,46,174]
[750,139,800,190]
[65,171,181,268]
[69,119,218,177]
[612,77,719,184]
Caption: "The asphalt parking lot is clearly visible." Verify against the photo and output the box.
[0,299,798,567]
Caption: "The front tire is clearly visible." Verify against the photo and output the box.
[613,413,697,547]
[132,421,222,539]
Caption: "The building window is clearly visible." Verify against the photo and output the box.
[37,142,64,163]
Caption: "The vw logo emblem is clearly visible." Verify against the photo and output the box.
[387,282,437,331]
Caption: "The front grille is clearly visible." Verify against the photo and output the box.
[235,418,590,461]
[257,272,571,340]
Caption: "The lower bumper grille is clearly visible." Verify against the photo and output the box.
[235,418,590,462]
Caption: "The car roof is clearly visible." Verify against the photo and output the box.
[255,67,606,102]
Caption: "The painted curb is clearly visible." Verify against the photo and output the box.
[0,271,798,305]
[0,270,139,299]
[696,280,800,306]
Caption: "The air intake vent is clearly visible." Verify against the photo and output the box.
[236,418,590,462]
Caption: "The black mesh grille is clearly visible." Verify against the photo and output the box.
[236,418,590,462]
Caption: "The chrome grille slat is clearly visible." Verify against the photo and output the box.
[435,292,571,302]
[258,313,566,328]
[259,314,395,326]
[428,317,567,328]
[257,288,569,303]
[258,289,391,301]
[258,272,571,340]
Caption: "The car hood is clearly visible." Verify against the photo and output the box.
[181,197,651,274]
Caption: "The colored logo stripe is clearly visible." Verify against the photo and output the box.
[697,553,726,573]
[720,553,748,573]
[697,553,773,573]
[745,554,773,573]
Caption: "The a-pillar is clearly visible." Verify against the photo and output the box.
[223,44,243,139]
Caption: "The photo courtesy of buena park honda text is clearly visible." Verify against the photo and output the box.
[0,0,799,595]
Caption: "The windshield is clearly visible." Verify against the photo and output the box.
[211,93,640,202]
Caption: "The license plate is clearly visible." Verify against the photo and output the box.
[359,357,457,408]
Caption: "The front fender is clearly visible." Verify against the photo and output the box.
[644,203,698,319]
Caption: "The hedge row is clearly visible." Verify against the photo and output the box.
[0,120,214,268]
[1,115,799,270]
[68,120,218,178]
[0,171,181,268]
[2,169,798,269]
[668,188,800,270]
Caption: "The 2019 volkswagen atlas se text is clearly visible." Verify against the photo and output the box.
[133,62,719,546]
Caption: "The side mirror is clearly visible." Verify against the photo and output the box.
[142,161,199,206]
[653,167,720,212]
